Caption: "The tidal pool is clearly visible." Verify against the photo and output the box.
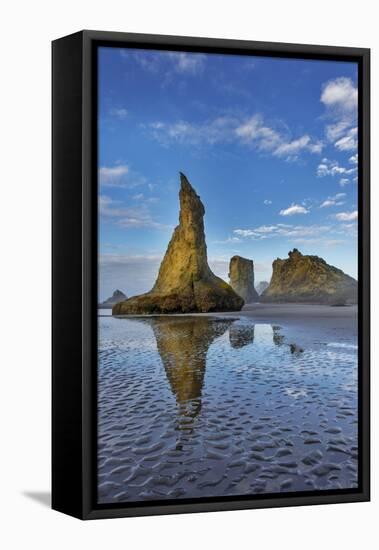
[97,314,358,503]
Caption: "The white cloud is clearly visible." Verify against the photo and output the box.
[336,210,358,222]
[334,127,358,151]
[349,154,358,165]
[116,216,168,230]
[99,195,130,217]
[110,107,128,119]
[129,50,206,76]
[263,199,272,205]
[99,164,129,181]
[320,77,358,153]
[234,229,261,238]
[325,120,351,142]
[320,192,346,208]
[166,52,206,74]
[213,236,242,244]
[254,225,279,233]
[233,223,330,240]
[339,178,350,187]
[235,114,322,159]
[146,112,323,160]
[338,222,358,237]
[317,158,356,178]
[99,194,169,230]
[274,135,323,157]
[99,164,147,189]
[320,200,335,208]
[321,77,358,112]
[279,204,309,216]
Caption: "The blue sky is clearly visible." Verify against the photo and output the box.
[98,46,358,301]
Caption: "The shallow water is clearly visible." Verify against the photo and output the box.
[97,314,358,504]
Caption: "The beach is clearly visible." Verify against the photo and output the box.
[97,303,358,503]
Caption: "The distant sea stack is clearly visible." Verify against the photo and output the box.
[260,248,357,304]
[256,281,269,295]
[113,173,244,314]
[99,290,127,309]
[229,256,259,304]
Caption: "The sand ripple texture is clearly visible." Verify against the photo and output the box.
[97,315,358,504]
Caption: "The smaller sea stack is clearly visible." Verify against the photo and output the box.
[229,256,259,304]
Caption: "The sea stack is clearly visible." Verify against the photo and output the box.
[229,255,259,303]
[256,281,269,295]
[113,173,244,314]
[261,248,358,304]
[98,289,127,309]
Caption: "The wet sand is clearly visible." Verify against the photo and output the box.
[225,303,358,348]
[97,305,358,504]
[107,302,358,348]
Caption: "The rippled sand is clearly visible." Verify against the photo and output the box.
[97,312,358,504]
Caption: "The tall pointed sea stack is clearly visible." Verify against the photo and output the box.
[261,248,358,304]
[229,255,259,304]
[113,173,244,314]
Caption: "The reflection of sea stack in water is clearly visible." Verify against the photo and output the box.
[113,173,244,314]
[261,248,358,304]
[145,317,234,424]
[229,255,259,304]
[229,324,255,348]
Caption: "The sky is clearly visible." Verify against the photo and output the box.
[98,46,358,302]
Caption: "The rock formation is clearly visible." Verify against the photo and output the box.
[229,255,259,304]
[113,173,244,314]
[256,281,269,295]
[260,248,358,304]
[98,289,127,309]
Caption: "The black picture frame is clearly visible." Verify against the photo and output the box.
[52,30,370,520]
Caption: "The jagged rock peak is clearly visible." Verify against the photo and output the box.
[229,255,259,304]
[113,173,244,314]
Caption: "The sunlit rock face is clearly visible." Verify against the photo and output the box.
[113,173,244,314]
[229,256,259,304]
[261,248,358,304]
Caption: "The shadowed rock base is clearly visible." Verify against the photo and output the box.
[113,173,244,314]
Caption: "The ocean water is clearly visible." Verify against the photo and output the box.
[97,313,358,504]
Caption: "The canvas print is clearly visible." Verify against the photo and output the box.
[97,47,359,505]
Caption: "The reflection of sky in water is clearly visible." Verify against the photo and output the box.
[97,316,358,504]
